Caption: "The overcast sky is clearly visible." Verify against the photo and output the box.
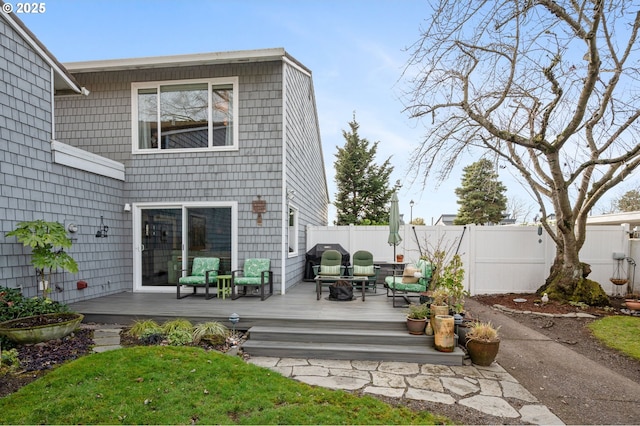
[18,0,621,224]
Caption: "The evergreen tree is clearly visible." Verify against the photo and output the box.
[454,159,507,225]
[616,189,640,212]
[333,117,399,225]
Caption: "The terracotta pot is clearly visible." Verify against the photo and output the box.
[0,313,84,344]
[433,314,455,352]
[406,317,427,335]
[625,300,640,311]
[467,338,500,366]
[396,254,404,263]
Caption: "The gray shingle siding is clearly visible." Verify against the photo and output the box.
[283,63,328,288]
[1,15,129,302]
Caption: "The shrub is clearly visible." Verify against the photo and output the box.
[406,303,429,319]
[126,319,162,339]
[193,321,229,344]
[0,287,70,323]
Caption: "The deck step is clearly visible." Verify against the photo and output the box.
[242,325,464,365]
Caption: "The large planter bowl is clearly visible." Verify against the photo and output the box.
[625,300,640,311]
[466,338,500,366]
[0,313,84,344]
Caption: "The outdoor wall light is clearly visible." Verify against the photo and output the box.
[123,203,131,212]
[95,216,109,238]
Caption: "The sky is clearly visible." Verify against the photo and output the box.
[15,0,623,224]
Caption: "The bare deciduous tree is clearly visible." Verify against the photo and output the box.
[404,0,640,304]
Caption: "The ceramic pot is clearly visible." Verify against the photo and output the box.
[625,299,640,310]
[430,304,449,325]
[406,317,427,335]
[467,338,500,366]
[0,313,84,344]
[433,314,455,352]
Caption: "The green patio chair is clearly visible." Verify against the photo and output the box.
[231,258,273,301]
[348,250,380,292]
[312,249,346,277]
[177,257,220,300]
[385,258,433,307]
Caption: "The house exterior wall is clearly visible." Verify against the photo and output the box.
[282,62,328,290]
[0,15,129,303]
[54,60,320,291]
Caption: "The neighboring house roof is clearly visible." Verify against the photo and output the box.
[435,214,457,226]
[1,3,85,94]
[435,213,516,226]
[63,48,311,75]
[587,211,640,229]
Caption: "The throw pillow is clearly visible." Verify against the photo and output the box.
[402,266,420,283]
[353,264,374,276]
[321,264,341,275]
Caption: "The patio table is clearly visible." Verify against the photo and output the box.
[314,275,368,301]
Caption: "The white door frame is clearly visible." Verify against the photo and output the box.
[131,201,238,293]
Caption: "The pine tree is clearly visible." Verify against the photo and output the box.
[454,159,507,225]
[333,117,399,225]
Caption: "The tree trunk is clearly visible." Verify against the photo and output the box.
[538,237,609,306]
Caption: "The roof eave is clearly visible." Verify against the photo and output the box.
[63,48,309,74]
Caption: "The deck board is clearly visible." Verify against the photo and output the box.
[69,282,411,328]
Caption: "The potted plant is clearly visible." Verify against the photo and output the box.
[0,286,82,345]
[440,254,468,314]
[465,321,501,366]
[624,295,640,311]
[6,220,78,296]
[406,303,429,335]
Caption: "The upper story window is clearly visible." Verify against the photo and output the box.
[132,77,238,153]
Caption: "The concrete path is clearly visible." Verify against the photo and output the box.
[466,298,640,425]
[247,356,564,425]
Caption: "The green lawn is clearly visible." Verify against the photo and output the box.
[0,346,449,425]
[588,315,640,361]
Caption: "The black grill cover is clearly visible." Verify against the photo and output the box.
[304,243,350,281]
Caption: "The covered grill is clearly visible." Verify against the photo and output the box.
[304,243,350,281]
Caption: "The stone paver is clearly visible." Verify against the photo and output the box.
[519,404,565,425]
[459,395,521,418]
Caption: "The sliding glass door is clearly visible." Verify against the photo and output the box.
[135,203,235,290]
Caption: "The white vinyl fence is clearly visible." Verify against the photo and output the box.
[307,224,636,295]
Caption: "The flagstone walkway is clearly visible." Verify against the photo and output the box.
[247,356,564,425]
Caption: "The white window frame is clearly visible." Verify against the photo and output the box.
[131,77,239,154]
[288,205,299,257]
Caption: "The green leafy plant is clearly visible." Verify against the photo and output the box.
[440,254,468,313]
[6,220,78,296]
[431,287,449,306]
[0,287,69,322]
[0,347,19,373]
[166,329,193,346]
[193,321,229,344]
[406,303,429,319]
[466,321,500,342]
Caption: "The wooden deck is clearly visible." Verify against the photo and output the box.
[69,281,409,330]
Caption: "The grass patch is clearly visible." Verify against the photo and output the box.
[588,316,640,361]
[0,346,449,424]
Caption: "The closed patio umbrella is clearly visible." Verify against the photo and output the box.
[388,191,402,261]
